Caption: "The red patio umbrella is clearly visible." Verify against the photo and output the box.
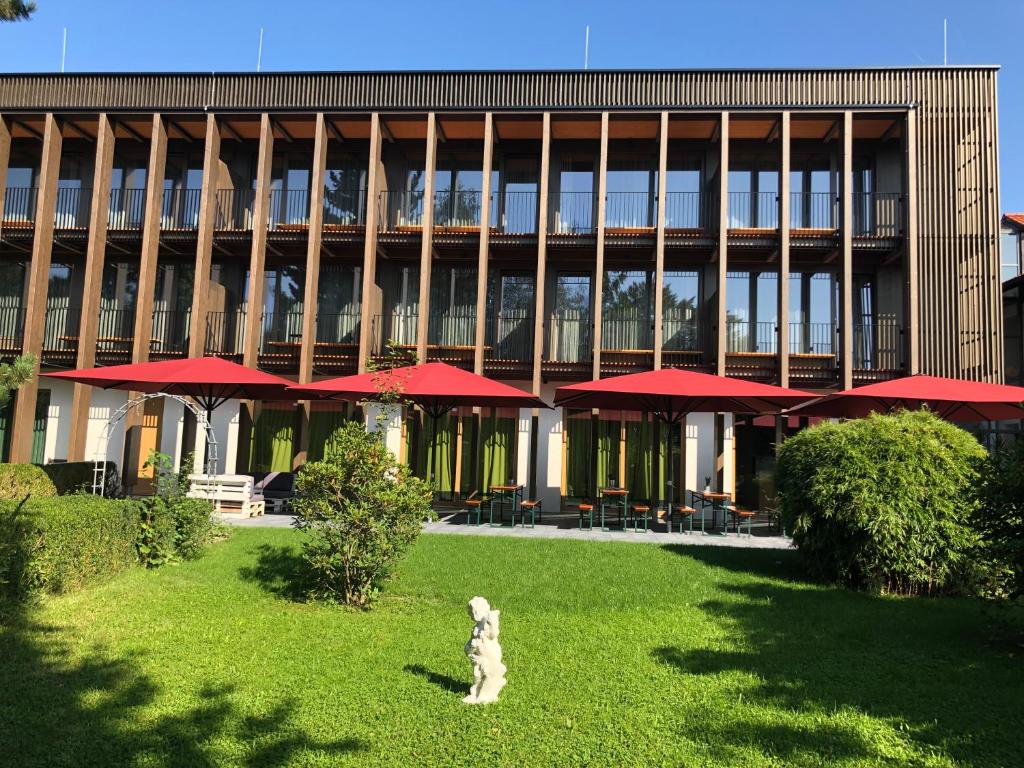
[290,362,548,493]
[785,374,1024,422]
[554,368,815,510]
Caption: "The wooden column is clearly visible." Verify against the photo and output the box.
[591,112,609,381]
[10,114,62,462]
[0,116,10,238]
[187,114,221,356]
[415,113,438,363]
[653,111,669,370]
[242,114,275,369]
[904,108,920,374]
[778,112,791,386]
[68,114,117,461]
[296,113,329,466]
[716,112,730,376]
[840,110,854,390]
[357,114,384,373]
[473,113,494,376]
[531,113,551,395]
[133,114,168,364]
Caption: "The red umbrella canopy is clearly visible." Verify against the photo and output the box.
[785,374,1024,422]
[43,357,296,411]
[554,368,815,421]
[290,362,547,415]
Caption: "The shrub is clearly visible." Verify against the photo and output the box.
[777,409,986,595]
[0,495,139,605]
[0,464,57,500]
[975,439,1024,599]
[292,421,432,607]
[138,450,216,564]
[168,496,216,560]
[137,499,177,568]
[39,461,121,497]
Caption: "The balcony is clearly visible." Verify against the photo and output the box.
[268,189,311,231]
[371,311,418,354]
[601,306,653,373]
[790,192,837,230]
[426,306,476,367]
[54,187,91,229]
[149,308,191,359]
[726,320,777,380]
[41,305,80,367]
[433,190,486,231]
[661,311,702,369]
[96,307,135,364]
[484,310,534,376]
[664,191,708,231]
[789,322,838,384]
[497,191,538,234]
[605,192,653,231]
[853,192,903,238]
[323,188,367,230]
[2,187,37,229]
[215,189,255,231]
[0,305,25,362]
[551,192,595,235]
[204,308,247,359]
[545,311,592,375]
[378,191,424,231]
[728,192,778,230]
[259,309,304,369]
[313,310,361,374]
[107,188,147,230]
[853,321,904,378]
[161,188,202,231]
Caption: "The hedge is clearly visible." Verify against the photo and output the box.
[0,462,120,501]
[0,464,58,500]
[39,462,120,496]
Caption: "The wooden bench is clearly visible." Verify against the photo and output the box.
[628,502,651,532]
[464,490,487,526]
[578,501,595,530]
[665,505,697,533]
[728,506,757,536]
[187,474,265,517]
[518,498,542,528]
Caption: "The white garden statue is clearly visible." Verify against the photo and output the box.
[463,596,506,704]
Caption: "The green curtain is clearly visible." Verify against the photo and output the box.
[31,390,50,464]
[564,410,592,500]
[459,414,477,496]
[250,408,296,472]
[625,415,658,501]
[0,399,12,462]
[480,411,516,490]
[425,412,458,495]
[308,409,350,462]
[596,417,619,490]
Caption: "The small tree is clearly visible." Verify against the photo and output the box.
[975,439,1024,599]
[777,409,986,595]
[292,421,431,607]
[0,354,35,407]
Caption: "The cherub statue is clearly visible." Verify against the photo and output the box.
[463,596,506,704]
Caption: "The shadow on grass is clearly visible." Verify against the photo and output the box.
[404,663,469,696]
[661,543,806,582]
[238,543,310,601]
[0,606,367,767]
[652,581,1020,767]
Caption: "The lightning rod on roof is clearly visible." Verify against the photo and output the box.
[584,26,590,70]
[943,19,948,66]
[60,27,67,73]
[257,28,265,73]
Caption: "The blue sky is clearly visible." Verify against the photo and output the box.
[1,0,1022,211]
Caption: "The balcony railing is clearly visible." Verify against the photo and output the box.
[498,191,538,234]
[726,320,777,354]
[107,188,147,230]
[161,188,202,231]
[371,311,418,352]
[96,307,136,358]
[3,187,37,226]
[260,309,304,354]
[433,190,485,229]
[601,307,652,351]
[605,192,653,230]
[315,311,361,346]
[0,305,25,359]
[215,189,255,230]
[54,187,91,229]
[662,310,700,352]
[378,190,425,230]
[323,188,367,228]
[664,191,707,230]
[547,311,592,362]
[552,191,595,234]
[150,308,191,358]
[42,304,80,363]
[269,189,311,230]
[204,308,247,357]
[427,306,476,347]
[791,192,837,230]
[728,191,779,230]
[853,192,903,237]
[789,322,837,355]
[853,322,903,370]
[485,310,534,361]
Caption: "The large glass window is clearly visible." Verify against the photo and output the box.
[602,270,652,350]
[663,271,699,352]
[317,264,362,345]
[1001,230,1022,283]
[606,156,656,228]
[500,157,538,233]
[550,274,591,362]
[789,272,837,354]
[428,265,477,347]
[664,158,703,229]
[726,271,777,353]
[728,160,779,229]
[556,156,595,233]
[324,150,367,227]
[261,266,305,350]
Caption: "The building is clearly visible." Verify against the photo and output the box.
[0,67,1004,508]
[1002,214,1023,389]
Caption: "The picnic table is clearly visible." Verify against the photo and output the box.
[599,487,629,531]
[690,490,732,533]
[488,483,523,526]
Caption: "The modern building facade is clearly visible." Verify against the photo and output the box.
[0,67,1003,507]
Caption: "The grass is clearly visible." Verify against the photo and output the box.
[1,528,1021,767]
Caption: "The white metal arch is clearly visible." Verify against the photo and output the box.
[92,393,218,496]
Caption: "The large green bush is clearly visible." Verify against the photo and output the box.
[292,421,432,607]
[39,461,120,497]
[137,450,216,566]
[975,439,1024,599]
[0,464,57,500]
[777,409,986,595]
[0,495,139,605]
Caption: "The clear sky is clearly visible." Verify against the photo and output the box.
[1,0,1022,211]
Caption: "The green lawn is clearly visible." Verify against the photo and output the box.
[1,529,1020,767]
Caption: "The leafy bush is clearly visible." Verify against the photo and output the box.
[137,499,177,568]
[167,496,216,560]
[975,439,1024,599]
[777,409,986,595]
[137,450,216,564]
[39,461,120,497]
[0,495,139,606]
[292,421,432,607]
[0,464,57,500]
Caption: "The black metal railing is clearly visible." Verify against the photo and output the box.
[150,308,191,357]
[96,307,136,357]
[726,320,777,354]
[485,311,534,361]
[547,311,592,362]
[315,311,362,345]
[204,308,247,357]
[498,190,538,234]
[0,305,25,358]
[161,188,202,230]
[433,190,485,228]
[42,304,80,354]
[791,192,837,229]
[662,311,700,352]
[269,189,311,230]
[853,192,903,237]
[601,307,653,350]
[789,322,838,356]
[323,187,367,227]
[378,190,425,230]
[54,187,91,229]
[215,189,255,230]
[371,311,419,352]
[552,191,595,234]
[664,191,707,230]
[728,191,778,229]
[260,309,304,354]
[107,188,147,229]
[853,322,903,370]
[605,191,654,229]
[427,306,476,347]
[3,187,37,225]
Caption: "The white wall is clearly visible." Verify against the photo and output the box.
[39,378,73,463]
[364,403,403,460]
[537,381,564,510]
[84,388,129,468]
